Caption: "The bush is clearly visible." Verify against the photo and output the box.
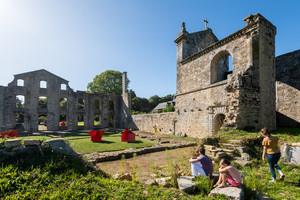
[240,136,263,159]
[163,104,175,112]
[194,176,213,196]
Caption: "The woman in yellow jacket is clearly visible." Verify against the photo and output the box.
[261,128,285,183]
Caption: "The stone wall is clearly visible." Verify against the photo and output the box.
[0,69,130,132]
[174,14,276,137]
[131,112,177,134]
[275,50,300,127]
[131,14,278,138]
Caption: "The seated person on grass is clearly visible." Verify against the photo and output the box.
[189,147,214,177]
[214,158,243,188]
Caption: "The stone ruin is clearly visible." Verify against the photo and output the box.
[129,13,300,138]
[0,69,131,133]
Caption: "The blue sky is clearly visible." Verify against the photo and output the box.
[0,0,299,98]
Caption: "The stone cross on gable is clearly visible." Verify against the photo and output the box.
[204,18,208,30]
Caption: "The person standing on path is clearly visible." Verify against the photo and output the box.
[261,127,285,183]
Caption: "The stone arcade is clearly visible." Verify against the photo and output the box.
[130,13,300,137]
[0,70,131,132]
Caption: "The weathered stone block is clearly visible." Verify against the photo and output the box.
[236,146,246,154]
[42,138,78,157]
[209,186,244,200]
[281,144,300,165]
[177,176,195,194]
[24,139,40,146]
[156,177,172,187]
[241,153,250,161]
[144,179,157,186]
[5,139,22,149]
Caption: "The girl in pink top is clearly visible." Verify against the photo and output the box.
[213,158,243,188]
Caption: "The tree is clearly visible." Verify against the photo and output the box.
[149,95,161,108]
[161,94,174,102]
[87,70,130,95]
[131,97,152,113]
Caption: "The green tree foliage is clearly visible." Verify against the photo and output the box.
[16,97,24,108]
[38,97,47,109]
[60,98,67,109]
[87,70,130,95]
[163,104,175,112]
[78,99,84,109]
[131,97,152,113]
[149,95,161,108]
[161,94,174,102]
[131,94,175,114]
[129,89,136,99]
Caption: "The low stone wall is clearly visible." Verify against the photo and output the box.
[0,138,79,158]
[130,112,177,134]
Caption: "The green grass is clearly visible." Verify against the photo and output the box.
[241,160,300,199]
[0,151,224,199]
[214,127,300,199]
[68,133,154,154]
[217,127,300,144]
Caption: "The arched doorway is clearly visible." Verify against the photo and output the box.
[214,114,225,134]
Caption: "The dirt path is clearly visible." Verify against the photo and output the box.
[97,147,194,182]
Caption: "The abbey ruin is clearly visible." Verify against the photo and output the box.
[0,70,131,132]
[0,13,299,138]
[130,13,300,137]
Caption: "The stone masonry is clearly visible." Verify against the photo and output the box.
[275,50,300,127]
[130,13,287,138]
[0,69,131,132]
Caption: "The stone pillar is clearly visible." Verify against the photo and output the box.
[174,22,189,94]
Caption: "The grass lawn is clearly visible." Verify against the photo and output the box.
[68,133,154,154]
[1,131,155,154]
[217,127,300,144]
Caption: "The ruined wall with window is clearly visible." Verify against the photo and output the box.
[0,69,131,132]
[130,13,277,138]
[175,14,276,137]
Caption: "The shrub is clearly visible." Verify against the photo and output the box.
[163,104,175,112]
[194,176,213,196]
[240,136,263,159]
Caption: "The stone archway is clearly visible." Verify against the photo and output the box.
[207,106,226,136]
[214,113,225,134]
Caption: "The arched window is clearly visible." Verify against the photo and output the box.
[109,100,114,111]
[61,84,67,90]
[78,115,84,126]
[59,115,67,127]
[60,97,67,109]
[94,99,100,110]
[16,95,25,108]
[40,80,47,88]
[94,114,100,126]
[78,98,85,109]
[39,96,47,109]
[211,51,233,84]
[17,79,24,86]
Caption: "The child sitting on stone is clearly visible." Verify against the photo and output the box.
[213,158,243,188]
[189,147,213,177]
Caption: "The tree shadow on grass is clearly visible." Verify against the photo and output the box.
[97,140,114,144]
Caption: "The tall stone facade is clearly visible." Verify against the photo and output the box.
[131,13,281,137]
[175,13,277,137]
[275,50,300,127]
[0,69,131,132]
